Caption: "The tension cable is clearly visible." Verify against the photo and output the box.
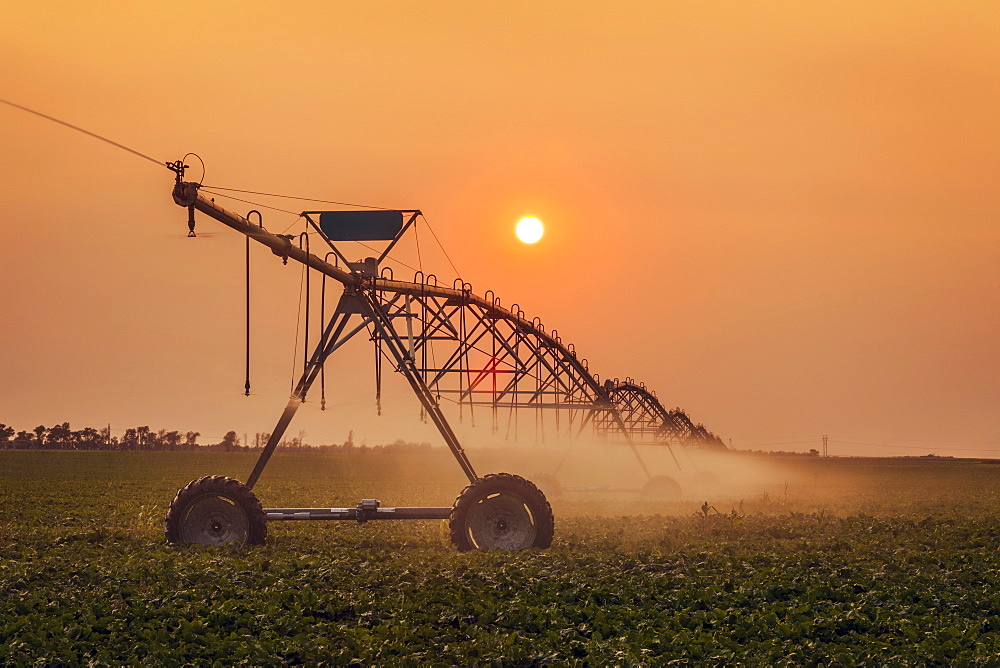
[198,185,393,210]
[0,97,164,167]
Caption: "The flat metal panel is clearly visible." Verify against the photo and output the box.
[319,210,403,241]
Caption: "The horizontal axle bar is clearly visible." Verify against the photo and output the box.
[265,505,452,522]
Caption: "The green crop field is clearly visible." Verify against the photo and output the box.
[3,449,1000,665]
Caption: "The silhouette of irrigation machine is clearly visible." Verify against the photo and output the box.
[163,158,725,551]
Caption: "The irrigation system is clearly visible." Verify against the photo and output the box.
[162,158,725,551]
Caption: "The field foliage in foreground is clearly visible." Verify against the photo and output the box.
[2,450,1000,665]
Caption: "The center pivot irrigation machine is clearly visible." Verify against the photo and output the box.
[163,158,725,552]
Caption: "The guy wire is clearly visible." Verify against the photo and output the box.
[0,97,163,166]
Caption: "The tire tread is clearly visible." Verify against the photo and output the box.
[449,472,554,552]
[164,475,267,546]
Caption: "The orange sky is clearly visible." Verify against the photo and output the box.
[1,2,997,456]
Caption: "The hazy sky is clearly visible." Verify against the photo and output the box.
[1,2,997,457]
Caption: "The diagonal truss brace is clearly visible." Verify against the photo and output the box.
[172,180,725,490]
[246,289,478,489]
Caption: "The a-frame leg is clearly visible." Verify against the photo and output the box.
[246,293,368,489]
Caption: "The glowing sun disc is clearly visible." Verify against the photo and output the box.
[516,216,544,243]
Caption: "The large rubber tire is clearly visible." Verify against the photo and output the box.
[641,475,683,500]
[449,473,554,552]
[165,476,266,547]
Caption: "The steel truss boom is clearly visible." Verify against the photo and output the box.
[602,381,727,449]
[172,180,723,486]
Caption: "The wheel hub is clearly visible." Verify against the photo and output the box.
[465,492,537,550]
[180,495,250,546]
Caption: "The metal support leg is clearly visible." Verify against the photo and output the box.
[246,294,364,489]
[360,291,479,483]
[591,391,654,480]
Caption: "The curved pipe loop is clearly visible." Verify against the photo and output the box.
[246,210,264,228]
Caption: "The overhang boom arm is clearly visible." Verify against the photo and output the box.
[172,181,358,288]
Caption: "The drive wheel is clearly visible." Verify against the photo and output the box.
[450,473,554,552]
[642,475,682,500]
[165,476,266,546]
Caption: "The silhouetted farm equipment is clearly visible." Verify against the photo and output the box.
[163,159,725,551]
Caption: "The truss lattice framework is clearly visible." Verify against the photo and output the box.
[600,381,726,449]
[311,272,724,449]
[171,181,725,460]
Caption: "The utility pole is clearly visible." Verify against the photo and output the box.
[822,434,828,457]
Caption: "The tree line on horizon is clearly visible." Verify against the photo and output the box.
[0,422,432,454]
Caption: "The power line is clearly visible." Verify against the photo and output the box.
[831,439,1000,452]
[0,97,163,167]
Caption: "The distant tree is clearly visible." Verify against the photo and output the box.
[808,449,819,456]
[75,427,102,450]
[0,424,13,448]
[219,431,239,452]
[121,428,138,450]
[160,430,182,450]
[384,439,433,454]
[0,421,279,451]
[33,425,47,449]
[47,422,71,449]
[136,426,151,450]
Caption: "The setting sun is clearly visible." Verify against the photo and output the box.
[515,216,544,244]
